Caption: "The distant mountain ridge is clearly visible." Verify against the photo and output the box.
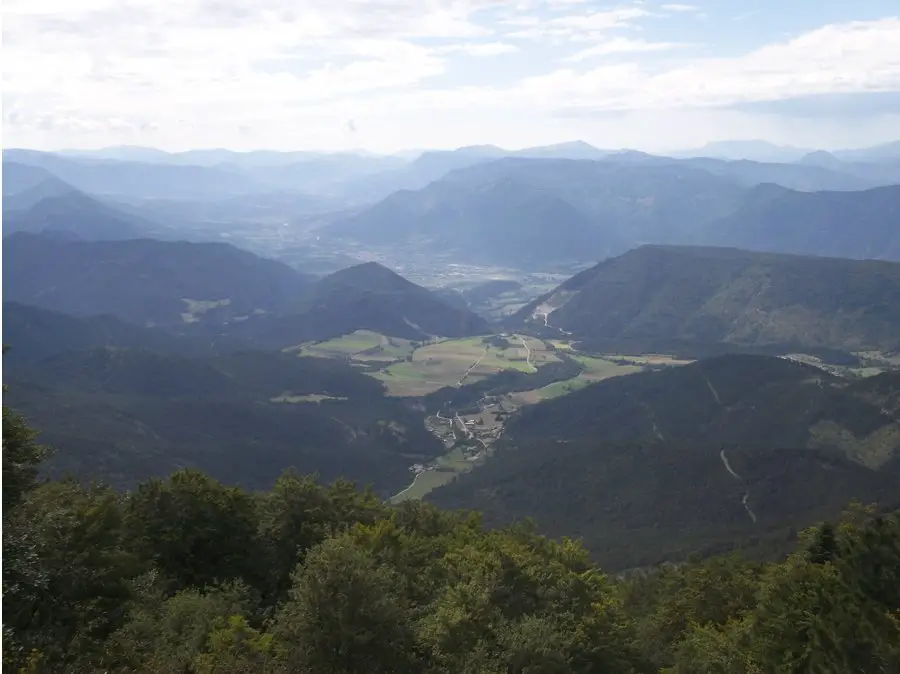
[3,233,312,328]
[3,188,159,240]
[513,245,900,354]
[233,261,490,346]
[325,158,745,267]
[707,184,900,260]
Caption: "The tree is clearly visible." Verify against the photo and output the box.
[122,470,260,592]
[102,579,259,673]
[271,535,418,674]
[3,480,139,671]
[2,398,48,511]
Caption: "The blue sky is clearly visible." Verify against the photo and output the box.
[3,0,899,153]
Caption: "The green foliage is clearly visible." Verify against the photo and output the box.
[102,579,259,673]
[122,470,261,591]
[271,534,418,674]
[3,480,139,671]
[2,396,48,510]
[193,615,274,674]
[3,407,899,674]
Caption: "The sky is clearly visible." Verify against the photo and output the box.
[3,0,900,154]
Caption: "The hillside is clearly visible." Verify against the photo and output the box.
[7,398,899,674]
[1,302,220,363]
[239,261,490,346]
[2,233,311,328]
[430,354,900,570]
[5,347,442,494]
[324,158,745,266]
[325,173,626,267]
[2,160,64,195]
[2,188,159,240]
[708,184,900,260]
[514,245,900,354]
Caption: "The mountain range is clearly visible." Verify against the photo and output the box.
[4,137,900,577]
[2,233,488,344]
[7,144,900,273]
[323,158,900,268]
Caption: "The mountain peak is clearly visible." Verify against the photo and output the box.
[321,261,413,292]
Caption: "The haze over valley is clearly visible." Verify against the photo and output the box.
[4,1,900,670]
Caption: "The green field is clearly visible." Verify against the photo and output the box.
[390,447,475,503]
[514,355,649,403]
[376,334,559,396]
[270,393,348,403]
[293,330,417,362]
[601,353,695,366]
[288,329,691,400]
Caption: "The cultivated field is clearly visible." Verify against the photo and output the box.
[512,354,645,403]
[270,393,348,403]
[295,330,417,362]
[390,447,475,503]
[375,334,559,396]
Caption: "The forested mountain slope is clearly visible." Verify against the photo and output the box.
[229,261,490,346]
[4,401,899,673]
[430,355,900,569]
[514,245,900,353]
[708,184,900,260]
[4,347,441,493]
[3,233,312,328]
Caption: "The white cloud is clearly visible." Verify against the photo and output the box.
[2,0,899,153]
[562,38,687,62]
[503,7,650,40]
[522,18,900,112]
[441,42,520,56]
[661,4,699,12]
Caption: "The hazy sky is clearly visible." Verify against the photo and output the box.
[4,0,900,153]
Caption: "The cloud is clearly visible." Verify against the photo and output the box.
[527,18,900,113]
[3,0,899,153]
[562,38,688,62]
[731,91,900,118]
[661,4,699,12]
[439,42,520,56]
[504,7,650,41]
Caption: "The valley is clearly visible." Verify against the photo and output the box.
[286,328,716,501]
[7,6,900,668]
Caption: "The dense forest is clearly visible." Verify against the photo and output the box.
[4,397,899,673]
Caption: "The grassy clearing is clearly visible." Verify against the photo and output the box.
[294,330,417,362]
[181,298,231,324]
[375,335,560,396]
[514,354,666,404]
[602,353,695,366]
[571,355,643,381]
[535,378,591,400]
[270,393,348,403]
[390,447,475,502]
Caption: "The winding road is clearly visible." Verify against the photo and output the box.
[520,337,536,372]
[457,347,489,387]
[719,448,758,523]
